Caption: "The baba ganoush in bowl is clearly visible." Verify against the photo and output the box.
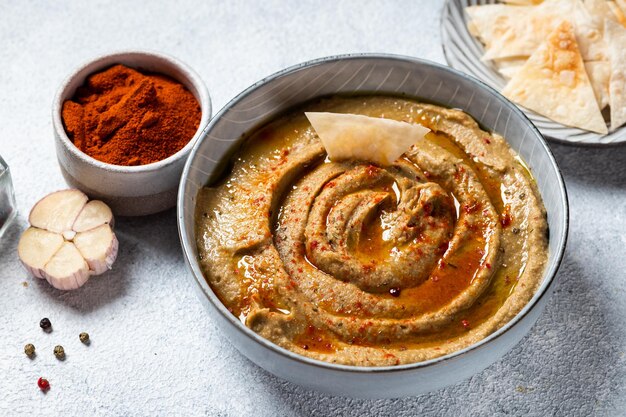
[178,54,568,398]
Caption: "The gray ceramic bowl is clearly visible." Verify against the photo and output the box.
[53,51,211,216]
[178,54,569,398]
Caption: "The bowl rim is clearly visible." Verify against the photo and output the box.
[178,52,569,374]
[52,49,212,173]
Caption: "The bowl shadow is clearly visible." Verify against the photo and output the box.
[549,142,626,190]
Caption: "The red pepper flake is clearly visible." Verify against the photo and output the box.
[463,202,480,214]
[37,377,50,391]
[297,268,303,273]
[423,171,432,179]
[309,240,319,250]
[365,165,379,177]
[485,263,492,269]
[282,149,290,157]
[423,202,433,215]
[325,181,336,188]
[500,210,513,228]
[483,137,491,144]
[461,319,470,329]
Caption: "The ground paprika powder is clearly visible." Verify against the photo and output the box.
[62,64,201,166]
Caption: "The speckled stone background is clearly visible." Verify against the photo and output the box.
[0,1,625,416]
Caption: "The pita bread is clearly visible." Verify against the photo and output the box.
[305,113,430,166]
[607,1,626,26]
[502,20,608,134]
[494,57,529,79]
[469,0,608,62]
[572,0,609,61]
[584,61,611,109]
[502,0,544,4]
[481,0,577,60]
[465,5,530,49]
[604,19,626,130]
[585,0,619,22]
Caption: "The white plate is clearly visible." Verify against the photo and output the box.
[441,0,626,146]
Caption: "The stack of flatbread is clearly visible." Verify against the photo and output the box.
[466,0,626,134]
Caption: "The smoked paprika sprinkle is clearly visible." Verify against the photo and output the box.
[62,64,201,166]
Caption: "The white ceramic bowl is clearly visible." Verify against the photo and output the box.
[53,51,211,216]
[178,54,569,398]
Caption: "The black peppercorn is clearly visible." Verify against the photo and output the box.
[79,332,90,344]
[39,318,52,332]
[389,287,401,297]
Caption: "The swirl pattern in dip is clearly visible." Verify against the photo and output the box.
[195,96,548,366]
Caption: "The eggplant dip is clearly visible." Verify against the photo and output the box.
[195,95,548,366]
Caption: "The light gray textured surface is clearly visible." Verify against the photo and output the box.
[0,1,624,416]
